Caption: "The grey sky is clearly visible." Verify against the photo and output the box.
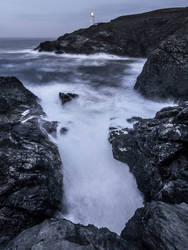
[0,0,187,38]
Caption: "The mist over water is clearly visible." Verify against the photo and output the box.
[0,39,174,233]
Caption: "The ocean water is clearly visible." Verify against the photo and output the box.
[0,38,173,234]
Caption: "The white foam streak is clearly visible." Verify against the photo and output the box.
[16,49,136,61]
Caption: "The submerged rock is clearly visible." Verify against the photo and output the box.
[0,77,63,246]
[4,218,134,250]
[110,102,188,203]
[60,127,68,135]
[59,92,79,105]
[35,8,188,57]
[135,38,188,100]
[121,201,188,250]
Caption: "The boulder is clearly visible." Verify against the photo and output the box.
[35,8,188,57]
[134,38,188,100]
[59,92,78,105]
[110,102,188,203]
[60,127,68,135]
[4,218,135,250]
[121,201,188,250]
[0,77,43,123]
[0,77,63,247]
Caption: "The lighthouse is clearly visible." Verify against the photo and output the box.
[90,11,95,26]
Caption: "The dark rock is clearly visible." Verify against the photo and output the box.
[59,93,78,105]
[134,38,188,100]
[36,8,188,57]
[110,102,188,203]
[0,77,44,123]
[4,218,136,250]
[121,201,188,250]
[60,127,68,135]
[0,77,63,246]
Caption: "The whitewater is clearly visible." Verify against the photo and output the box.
[0,38,173,234]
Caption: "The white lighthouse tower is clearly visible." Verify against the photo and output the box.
[90,11,95,26]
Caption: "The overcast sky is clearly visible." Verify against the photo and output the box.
[0,0,187,38]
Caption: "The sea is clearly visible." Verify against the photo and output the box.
[0,38,173,234]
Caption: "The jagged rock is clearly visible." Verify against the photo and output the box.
[35,8,188,57]
[59,92,78,105]
[4,218,137,250]
[134,38,188,100]
[0,77,44,123]
[121,201,188,250]
[110,102,188,203]
[0,77,63,247]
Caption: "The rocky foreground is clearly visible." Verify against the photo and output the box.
[0,77,63,247]
[2,77,188,250]
[1,80,188,249]
[0,77,139,250]
[110,102,188,249]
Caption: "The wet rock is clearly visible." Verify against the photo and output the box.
[0,77,44,123]
[59,92,78,105]
[110,102,188,203]
[4,218,134,250]
[35,8,188,57]
[0,77,63,246]
[121,201,188,250]
[134,38,188,100]
[60,127,68,135]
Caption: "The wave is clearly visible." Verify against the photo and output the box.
[1,47,143,61]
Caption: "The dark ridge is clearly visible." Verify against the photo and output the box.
[35,7,188,57]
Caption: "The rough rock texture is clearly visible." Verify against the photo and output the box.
[0,77,63,247]
[135,38,188,100]
[110,102,188,203]
[110,102,188,250]
[121,201,188,250]
[36,8,188,57]
[59,92,78,105]
[0,77,44,123]
[4,218,137,250]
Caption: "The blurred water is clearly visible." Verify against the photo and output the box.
[0,39,173,233]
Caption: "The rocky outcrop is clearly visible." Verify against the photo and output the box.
[0,77,63,247]
[59,92,78,105]
[110,102,188,249]
[5,203,188,250]
[134,38,188,100]
[121,201,188,250]
[110,102,188,203]
[36,8,188,57]
[4,218,134,250]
